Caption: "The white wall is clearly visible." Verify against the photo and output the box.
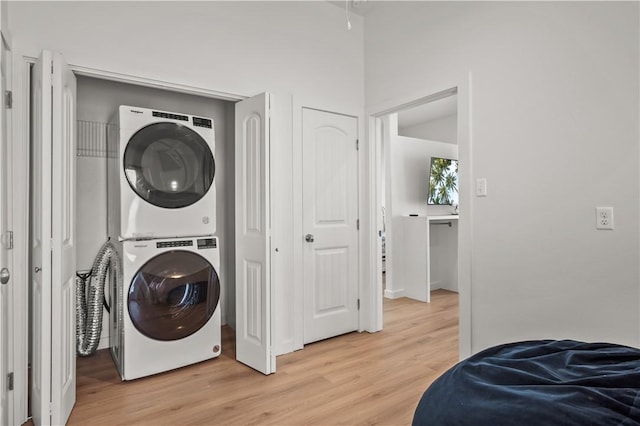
[366,2,640,351]
[399,113,457,144]
[390,135,458,217]
[8,1,364,110]
[9,1,365,356]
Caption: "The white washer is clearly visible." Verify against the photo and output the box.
[110,236,221,381]
[108,105,216,240]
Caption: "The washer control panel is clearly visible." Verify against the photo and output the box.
[156,240,193,248]
[152,111,188,121]
[193,117,213,129]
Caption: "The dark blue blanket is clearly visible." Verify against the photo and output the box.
[413,340,640,425]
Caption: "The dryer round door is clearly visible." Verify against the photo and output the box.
[123,122,215,209]
[128,250,220,341]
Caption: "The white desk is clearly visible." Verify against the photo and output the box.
[397,215,458,302]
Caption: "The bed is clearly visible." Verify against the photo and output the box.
[412,340,640,425]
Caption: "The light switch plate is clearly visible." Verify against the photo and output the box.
[476,178,487,197]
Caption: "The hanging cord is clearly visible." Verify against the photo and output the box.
[76,240,121,356]
[345,0,352,30]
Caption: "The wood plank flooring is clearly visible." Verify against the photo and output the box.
[66,290,458,425]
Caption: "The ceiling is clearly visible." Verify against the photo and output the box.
[397,95,457,129]
[327,0,377,17]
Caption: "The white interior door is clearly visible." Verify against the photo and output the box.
[302,108,358,344]
[31,50,77,426]
[0,33,11,426]
[234,92,274,375]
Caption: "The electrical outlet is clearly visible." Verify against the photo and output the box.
[596,207,614,230]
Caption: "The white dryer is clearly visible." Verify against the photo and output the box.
[108,105,216,240]
[110,236,221,381]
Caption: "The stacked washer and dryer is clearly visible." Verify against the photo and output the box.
[107,106,222,380]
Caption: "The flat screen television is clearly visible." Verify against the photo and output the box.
[428,157,458,205]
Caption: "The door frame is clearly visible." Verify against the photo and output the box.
[0,30,14,426]
[291,98,368,354]
[366,73,473,360]
[10,48,31,426]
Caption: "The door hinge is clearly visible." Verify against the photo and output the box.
[357,219,360,230]
[4,91,12,109]
[357,299,360,310]
[7,372,13,391]
[356,139,359,151]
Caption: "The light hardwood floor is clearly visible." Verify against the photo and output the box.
[64,290,458,425]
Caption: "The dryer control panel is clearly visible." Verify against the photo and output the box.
[197,238,217,249]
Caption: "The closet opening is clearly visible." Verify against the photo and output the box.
[25,65,239,421]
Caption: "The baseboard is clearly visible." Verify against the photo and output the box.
[384,288,405,299]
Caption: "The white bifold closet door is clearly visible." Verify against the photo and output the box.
[31,50,77,426]
[234,93,275,375]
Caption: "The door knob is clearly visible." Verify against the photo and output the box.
[0,268,9,285]
[305,234,315,243]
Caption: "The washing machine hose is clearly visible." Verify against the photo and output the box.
[76,240,121,357]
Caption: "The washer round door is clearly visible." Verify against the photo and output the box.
[123,122,215,209]
[128,250,220,341]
